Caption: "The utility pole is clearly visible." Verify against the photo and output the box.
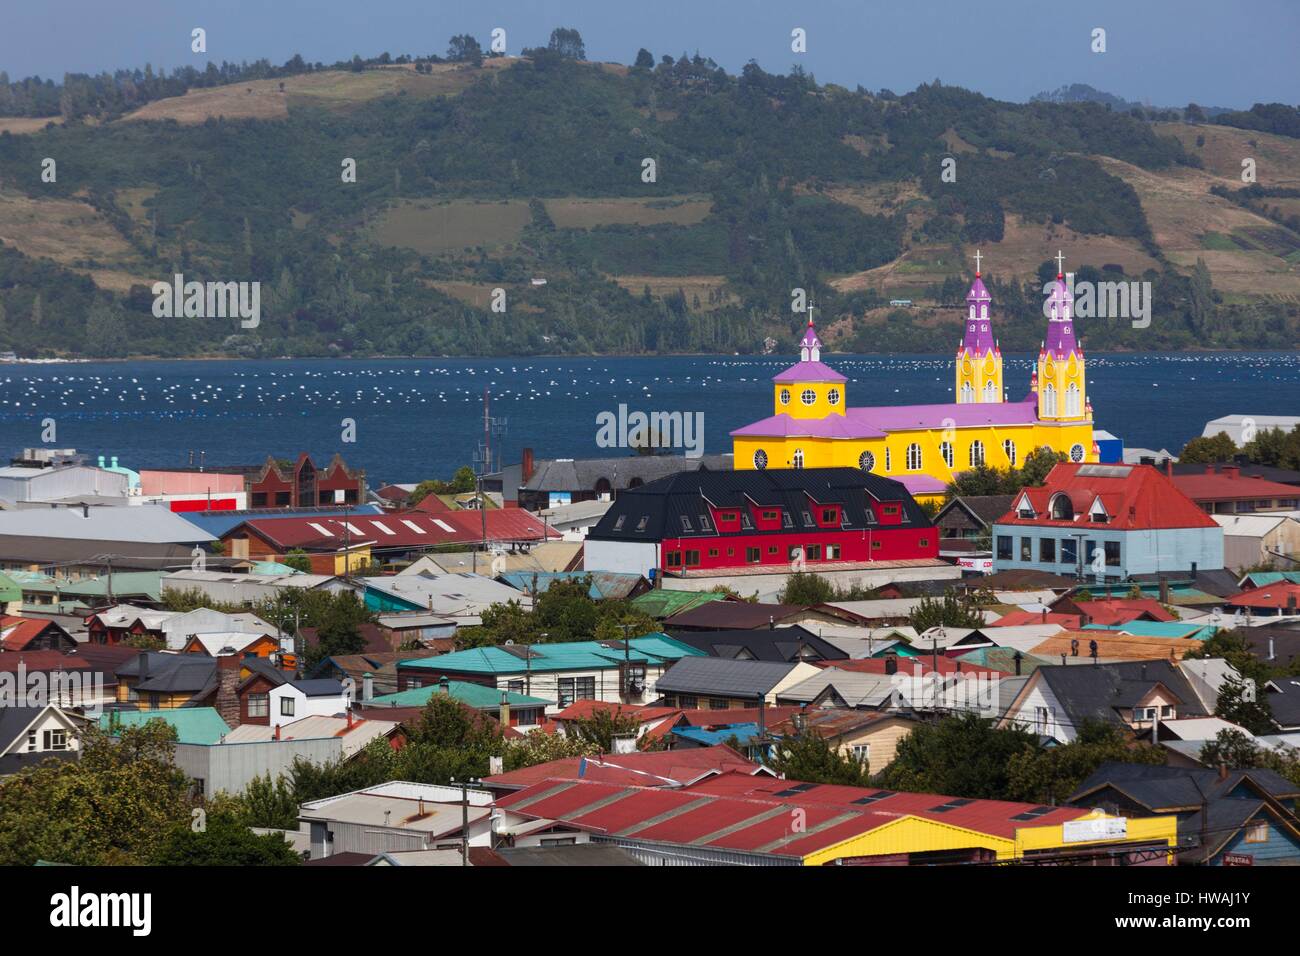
[450,776,480,866]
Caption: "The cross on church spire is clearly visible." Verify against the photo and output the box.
[1054,249,1066,277]
[972,249,982,276]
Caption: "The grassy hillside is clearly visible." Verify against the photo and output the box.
[0,51,1296,359]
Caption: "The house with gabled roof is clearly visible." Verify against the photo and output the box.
[1069,761,1300,865]
[993,462,1224,583]
[998,659,1211,744]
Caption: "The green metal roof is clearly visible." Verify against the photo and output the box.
[98,707,231,745]
[12,571,162,600]
[371,680,552,710]
[630,589,730,619]
[251,561,303,575]
[400,633,705,675]
[0,572,20,603]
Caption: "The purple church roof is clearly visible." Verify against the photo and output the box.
[960,275,997,356]
[1043,275,1080,358]
[730,398,1043,439]
[773,360,848,384]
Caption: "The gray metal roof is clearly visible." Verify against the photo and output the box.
[655,656,799,697]
[523,454,735,492]
[0,504,215,543]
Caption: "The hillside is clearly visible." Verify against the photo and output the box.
[0,50,1297,359]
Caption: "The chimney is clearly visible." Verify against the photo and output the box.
[97,455,105,468]
[758,696,767,737]
[272,723,281,740]
[1013,651,1023,676]
[522,447,535,484]
[1204,463,1214,475]
[346,708,354,730]
[137,651,150,685]
[1164,459,1173,478]
[1289,596,1298,616]
[438,676,450,694]
[1159,576,1170,604]
[81,504,89,519]
[884,655,898,675]
[611,733,636,754]
[769,615,775,630]
[1191,561,1198,579]
[215,653,243,727]
[499,690,511,728]
[1223,466,1240,480]
[1218,763,1229,782]
[1041,608,1048,623]
[362,672,374,702]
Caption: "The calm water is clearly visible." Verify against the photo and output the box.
[0,352,1296,486]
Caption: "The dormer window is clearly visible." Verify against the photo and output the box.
[680,515,693,532]
[1088,497,1109,523]
[1015,493,1035,519]
[1049,493,1074,521]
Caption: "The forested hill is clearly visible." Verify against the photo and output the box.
[0,40,1297,359]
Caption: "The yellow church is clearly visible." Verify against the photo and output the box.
[730,260,1096,503]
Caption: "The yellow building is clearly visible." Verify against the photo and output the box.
[731,266,1096,503]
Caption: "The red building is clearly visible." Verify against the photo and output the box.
[247,453,366,509]
[584,467,938,577]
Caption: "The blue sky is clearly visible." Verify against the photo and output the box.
[2,0,1296,109]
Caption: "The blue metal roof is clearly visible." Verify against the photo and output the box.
[671,723,762,746]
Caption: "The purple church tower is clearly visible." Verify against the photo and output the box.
[1043,273,1081,359]
[959,274,996,357]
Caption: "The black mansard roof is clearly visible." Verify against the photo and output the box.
[587,467,930,542]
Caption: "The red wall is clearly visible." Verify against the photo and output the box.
[660,525,937,571]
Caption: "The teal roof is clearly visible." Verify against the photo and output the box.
[0,572,20,603]
[11,571,161,600]
[251,561,302,575]
[630,589,730,619]
[1083,621,1217,640]
[1240,572,1300,587]
[400,633,705,675]
[98,707,231,745]
[372,680,551,710]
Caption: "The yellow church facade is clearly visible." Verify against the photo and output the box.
[730,269,1095,503]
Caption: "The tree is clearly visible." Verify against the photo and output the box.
[0,722,190,865]
[875,713,1038,799]
[1214,674,1275,736]
[548,27,586,60]
[768,729,872,786]
[565,709,645,752]
[1006,719,1165,804]
[150,810,301,866]
[779,570,834,605]
[282,549,312,573]
[233,773,300,829]
[307,591,373,666]
[447,34,483,65]
[634,48,655,70]
[908,591,986,631]
[1179,431,1237,463]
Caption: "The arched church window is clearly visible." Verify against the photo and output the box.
[940,442,954,468]
[792,448,804,469]
[1066,383,1081,417]
[983,381,997,402]
[1042,383,1057,417]
[906,444,922,470]
[969,441,985,467]
[1003,440,1016,466]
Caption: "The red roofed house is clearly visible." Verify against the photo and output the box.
[1048,597,1180,626]
[1225,583,1300,619]
[0,616,77,652]
[221,509,559,572]
[479,743,771,795]
[1170,464,1300,515]
[992,463,1223,585]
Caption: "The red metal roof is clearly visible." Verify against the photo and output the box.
[996,463,1217,531]
[483,743,762,790]
[231,509,559,550]
[496,775,1094,858]
[1171,469,1300,503]
[1070,599,1179,625]
[0,617,62,651]
[0,650,90,673]
[1228,583,1300,610]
